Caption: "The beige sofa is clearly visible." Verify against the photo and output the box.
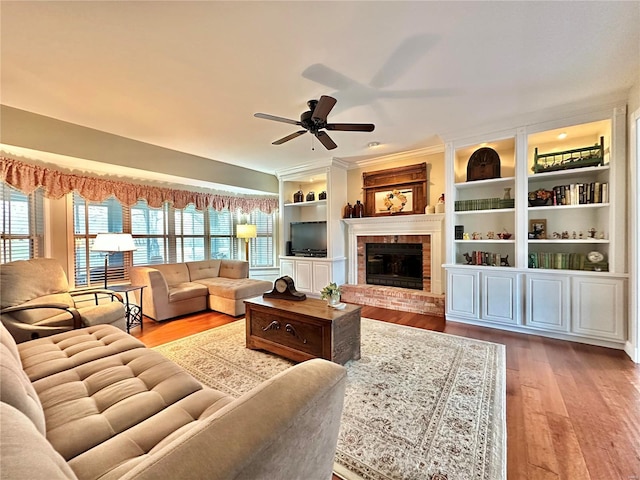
[1,258,126,343]
[0,321,347,480]
[129,259,272,320]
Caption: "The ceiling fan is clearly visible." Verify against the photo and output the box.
[254,95,375,150]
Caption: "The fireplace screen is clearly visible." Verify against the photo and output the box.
[365,243,423,290]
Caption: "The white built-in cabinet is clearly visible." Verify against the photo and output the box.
[444,103,628,349]
[276,161,347,296]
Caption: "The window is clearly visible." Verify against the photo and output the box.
[209,208,236,260]
[130,200,168,265]
[176,205,205,262]
[0,183,44,263]
[249,210,275,267]
[71,194,276,285]
[73,193,128,287]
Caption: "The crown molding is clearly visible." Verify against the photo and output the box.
[345,145,445,170]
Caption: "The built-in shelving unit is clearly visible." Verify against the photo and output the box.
[444,103,628,349]
[276,161,348,296]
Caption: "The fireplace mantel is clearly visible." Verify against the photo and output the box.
[342,214,444,294]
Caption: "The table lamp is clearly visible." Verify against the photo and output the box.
[92,233,137,288]
[236,224,257,262]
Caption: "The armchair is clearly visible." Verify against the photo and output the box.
[1,258,127,343]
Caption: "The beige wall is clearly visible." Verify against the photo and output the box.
[0,106,279,194]
[346,150,445,212]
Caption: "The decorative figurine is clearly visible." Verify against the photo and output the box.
[487,231,495,239]
[599,231,605,239]
[472,232,482,240]
[572,231,577,239]
[588,227,597,238]
[500,255,510,267]
[561,231,569,239]
[503,187,511,200]
[463,233,470,240]
[579,231,584,239]
[553,232,561,239]
[463,252,473,264]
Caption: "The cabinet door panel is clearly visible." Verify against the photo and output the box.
[280,260,294,279]
[446,270,479,319]
[294,261,312,291]
[572,277,625,341]
[312,262,331,294]
[482,272,520,325]
[525,274,569,332]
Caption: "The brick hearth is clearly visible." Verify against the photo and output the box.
[340,284,445,317]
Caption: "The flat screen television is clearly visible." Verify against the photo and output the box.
[290,221,327,257]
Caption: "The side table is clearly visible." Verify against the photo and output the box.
[110,285,146,333]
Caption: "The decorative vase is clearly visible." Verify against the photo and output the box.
[353,200,364,218]
[293,190,304,203]
[328,293,341,306]
[319,191,327,200]
[343,203,353,218]
[306,191,315,201]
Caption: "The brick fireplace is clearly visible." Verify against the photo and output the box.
[341,214,445,316]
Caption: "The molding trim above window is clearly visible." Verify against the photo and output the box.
[1,157,278,214]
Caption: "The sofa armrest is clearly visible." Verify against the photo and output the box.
[129,267,170,320]
[1,303,82,329]
[70,289,124,304]
[120,358,347,480]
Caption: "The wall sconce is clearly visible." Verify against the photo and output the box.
[91,233,137,288]
[236,224,257,262]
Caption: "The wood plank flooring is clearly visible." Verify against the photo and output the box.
[132,306,640,480]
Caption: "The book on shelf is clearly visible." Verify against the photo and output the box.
[551,182,608,206]
[527,252,603,271]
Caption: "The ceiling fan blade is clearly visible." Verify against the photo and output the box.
[326,123,375,132]
[272,130,307,145]
[311,95,337,122]
[316,131,337,150]
[254,113,301,126]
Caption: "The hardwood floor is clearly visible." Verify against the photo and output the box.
[132,306,640,480]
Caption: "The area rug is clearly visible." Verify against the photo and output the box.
[153,318,506,480]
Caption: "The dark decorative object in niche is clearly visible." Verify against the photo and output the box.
[306,191,315,201]
[293,190,304,203]
[318,191,327,200]
[467,147,501,181]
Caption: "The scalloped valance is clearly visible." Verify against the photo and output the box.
[0,157,278,214]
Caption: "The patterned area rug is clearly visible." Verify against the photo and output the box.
[153,318,506,480]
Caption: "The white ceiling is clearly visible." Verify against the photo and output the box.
[1,1,639,176]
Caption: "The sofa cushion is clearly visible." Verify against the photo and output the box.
[186,259,221,281]
[1,323,46,434]
[0,258,70,308]
[168,282,208,302]
[18,324,145,382]
[195,277,272,300]
[7,292,75,326]
[77,301,125,327]
[219,260,249,279]
[152,263,191,287]
[32,348,234,469]
[0,403,78,480]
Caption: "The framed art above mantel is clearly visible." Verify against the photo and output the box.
[362,162,427,216]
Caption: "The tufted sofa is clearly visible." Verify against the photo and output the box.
[0,321,347,480]
[129,260,272,320]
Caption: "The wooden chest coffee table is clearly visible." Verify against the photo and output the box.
[245,296,361,365]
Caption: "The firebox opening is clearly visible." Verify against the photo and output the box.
[365,243,423,290]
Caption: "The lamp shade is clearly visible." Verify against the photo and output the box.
[92,233,137,252]
[236,224,257,240]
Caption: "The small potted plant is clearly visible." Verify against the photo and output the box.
[320,282,341,306]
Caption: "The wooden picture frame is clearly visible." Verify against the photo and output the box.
[529,219,547,239]
[362,163,427,217]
